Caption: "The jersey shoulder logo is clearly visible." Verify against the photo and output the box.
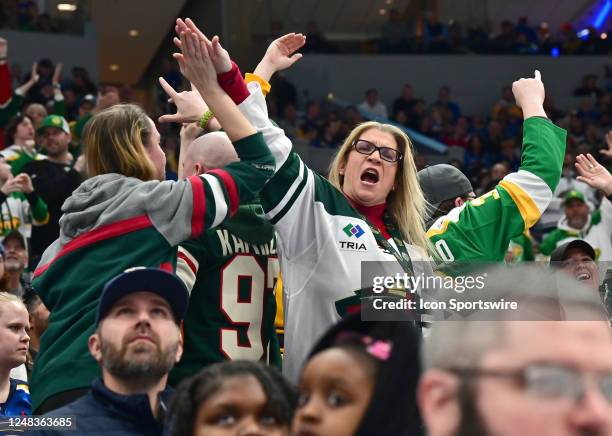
[339,222,367,251]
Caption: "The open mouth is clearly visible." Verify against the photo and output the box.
[360,168,380,185]
[576,272,591,281]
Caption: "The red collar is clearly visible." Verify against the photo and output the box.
[352,202,391,240]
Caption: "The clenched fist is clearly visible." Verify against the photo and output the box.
[512,70,547,119]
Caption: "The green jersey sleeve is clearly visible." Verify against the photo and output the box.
[428,117,567,262]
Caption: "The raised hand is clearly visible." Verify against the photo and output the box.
[254,33,306,81]
[29,62,40,85]
[512,70,547,119]
[158,77,208,124]
[602,131,612,158]
[173,30,220,96]
[208,36,232,74]
[1,177,23,195]
[15,62,40,95]
[575,153,612,196]
[173,17,210,53]
[14,173,33,194]
[174,19,231,75]
[52,63,63,87]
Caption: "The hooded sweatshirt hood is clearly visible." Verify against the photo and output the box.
[58,174,150,244]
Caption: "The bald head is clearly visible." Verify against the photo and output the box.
[182,131,239,178]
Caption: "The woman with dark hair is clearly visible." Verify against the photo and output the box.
[28,30,275,414]
[168,361,297,436]
[2,114,45,174]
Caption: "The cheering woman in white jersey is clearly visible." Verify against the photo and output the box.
[172,19,433,380]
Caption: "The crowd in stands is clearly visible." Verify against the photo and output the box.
[299,13,612,55]
[0,15,611,436]
[264,68,612,186]
[0,0,66,33]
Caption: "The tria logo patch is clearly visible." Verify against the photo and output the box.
[339,241,367,251]
[343,223,365,238]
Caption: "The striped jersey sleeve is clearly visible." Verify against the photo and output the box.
[428,117,567,262]
[231,80,338,259]
[176,244,199,294]
[146,132,274,246]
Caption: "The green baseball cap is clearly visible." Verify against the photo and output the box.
[564,190,585,205]
[37,114,70,135]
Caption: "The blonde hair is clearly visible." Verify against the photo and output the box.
[84,104,157,181]
[0,292,25,317]
[328,121,430,253]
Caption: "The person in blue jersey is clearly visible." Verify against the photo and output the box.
[0,292,31,417]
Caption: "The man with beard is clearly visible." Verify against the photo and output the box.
[418,265,612,436]
[3,230,30,297]
[31,267,187,435]
[23,115,84,264]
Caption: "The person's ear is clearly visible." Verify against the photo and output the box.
[194,162,203,175]
[175,325,184,363]
[418,369,462,436]
[455,197,466,208]
[88,331,103,363]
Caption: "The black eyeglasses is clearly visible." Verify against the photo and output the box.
[449,364,612,403]
[351,139,403,163]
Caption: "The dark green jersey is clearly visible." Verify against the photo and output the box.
[171,204,280,385]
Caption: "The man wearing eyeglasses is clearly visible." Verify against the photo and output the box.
[418,265,612,436]
[419,71,567,264]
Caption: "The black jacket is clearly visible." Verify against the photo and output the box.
[26,378,172,436]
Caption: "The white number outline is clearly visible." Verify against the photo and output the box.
[219,254,279,360]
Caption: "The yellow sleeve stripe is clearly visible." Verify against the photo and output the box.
[245,73,272,97]
[426,219,452,238]
[426,205,464,238]
[34,212,51,226]
[498,180,541,229]
[274,273,284,329]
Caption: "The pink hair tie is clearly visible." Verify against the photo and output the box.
[366,339,393,361]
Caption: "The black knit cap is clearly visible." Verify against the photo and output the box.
[307,314,422,436]
[418,164,473,210]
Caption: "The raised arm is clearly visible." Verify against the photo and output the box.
[253,33,306,82]
[428,71,567,262]
[175,30,254,142]
[138,27,274,246]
